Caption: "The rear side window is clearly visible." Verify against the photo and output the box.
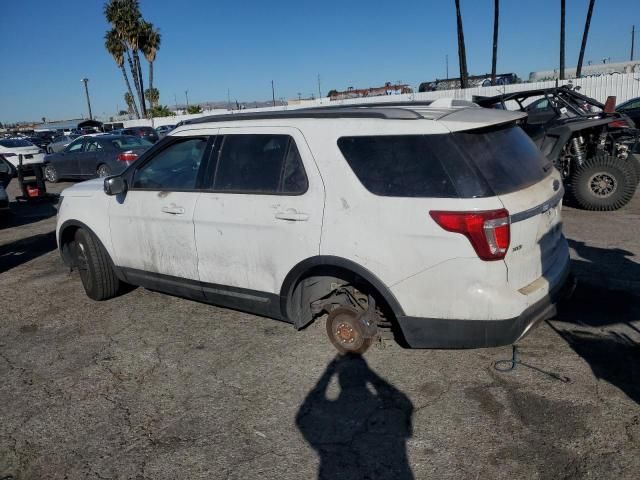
[212,134,308,194]
[338,125,550,198]
[338,136,459,197]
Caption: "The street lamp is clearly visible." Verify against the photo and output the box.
[81,78,93,120]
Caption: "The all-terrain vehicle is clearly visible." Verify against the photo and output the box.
[475,85,640,210]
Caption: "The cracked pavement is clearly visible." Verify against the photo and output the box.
[1,182,639,479]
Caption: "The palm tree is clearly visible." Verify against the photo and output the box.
[454,0,469,88]
[104,0,146,116]
[105,28,140,118]
[491,0,499,85]
[145,87,159,108]
[576,0,596,78]
[140,21,161,108]
[560,0,566,80]
[124,92,136,116]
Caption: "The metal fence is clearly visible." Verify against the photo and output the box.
[121,72,640,128]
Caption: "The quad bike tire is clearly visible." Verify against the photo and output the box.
[74,229,122,301]
[569,154,637,211]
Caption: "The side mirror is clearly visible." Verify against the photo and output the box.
[104,176,127,196]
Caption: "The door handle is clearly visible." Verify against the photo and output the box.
[275,209,309,222]
[161,205,185,215]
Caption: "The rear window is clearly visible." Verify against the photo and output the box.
[111,137,153,150]
[0,139,33,148]
[337,125,551,198]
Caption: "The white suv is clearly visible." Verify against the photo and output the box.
[56,103,571,353]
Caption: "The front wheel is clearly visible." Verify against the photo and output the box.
[43,164,59,183]
[569,154,637,211]
[97,164,111,178]
[73,229,121,301]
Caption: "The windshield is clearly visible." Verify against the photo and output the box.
[0,139,34,148]
[111,136,153,150]
[338,125,552,198]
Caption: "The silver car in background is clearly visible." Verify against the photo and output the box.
[47,134,80,153]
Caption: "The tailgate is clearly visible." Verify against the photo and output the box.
[498,171,565,290]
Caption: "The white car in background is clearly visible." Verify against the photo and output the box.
[0,138,45,168]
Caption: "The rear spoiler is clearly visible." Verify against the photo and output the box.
[438,108,527,132]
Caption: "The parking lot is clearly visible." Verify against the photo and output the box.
[1,180,638,479]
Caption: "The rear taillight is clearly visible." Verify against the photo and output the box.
[429,209,510,261]
[117,151,138,162]
[609,120,629,128]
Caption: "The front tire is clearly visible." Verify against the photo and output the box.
[570,154,637,211]
[73,229,121,301]
[43,164,59,183]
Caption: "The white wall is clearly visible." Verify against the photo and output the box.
[121,72,640,128]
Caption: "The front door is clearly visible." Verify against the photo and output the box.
[58,138,86,177]
[109,135,213,294]
[193,128,325,310]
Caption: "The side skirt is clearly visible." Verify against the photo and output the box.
[119,267,288,322]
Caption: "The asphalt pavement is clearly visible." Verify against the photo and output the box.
[1,180,638,480]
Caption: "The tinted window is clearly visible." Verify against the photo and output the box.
[111,136,153,150]
[133,138,207,190]
[85,139,104,152]
[213,135,307,194]
[66,139,84,153]
[338,126,550,198]
[0,139,33,148]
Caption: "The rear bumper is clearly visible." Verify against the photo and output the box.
[396,258,573,348]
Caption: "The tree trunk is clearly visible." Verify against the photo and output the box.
[121,65,140,119]
[148,61,155,107]
[560,0,566,80]
[454,0,469,89]
[133,50,147,117]
[576,0,595,78]
[127,49,142,114]
[491,0,499,85]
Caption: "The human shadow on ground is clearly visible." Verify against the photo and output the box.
[550,240,640,405]
[296,354,414,480]
[0,230,57,274]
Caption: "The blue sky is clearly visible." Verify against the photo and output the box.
[0,0,638,123]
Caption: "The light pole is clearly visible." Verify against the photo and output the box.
[81,78,93,120]
[185,90,189,110]
[271,80,276,107]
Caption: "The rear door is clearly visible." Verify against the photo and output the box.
[193,127,324,302]
[79,138,104,177]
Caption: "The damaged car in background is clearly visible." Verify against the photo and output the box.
[475,85,640,210]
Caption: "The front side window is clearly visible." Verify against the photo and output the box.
[85,139,104,152]
[212,134,308,194]
[65,139,85,153]
[133,138,207,190]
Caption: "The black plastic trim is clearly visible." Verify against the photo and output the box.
[120,267,285,321]
[510,187,564,223]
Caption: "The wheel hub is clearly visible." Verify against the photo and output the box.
[588,172,617,198]
[335,322,356,344]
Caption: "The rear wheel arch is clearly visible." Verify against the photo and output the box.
[279,256,405,329]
